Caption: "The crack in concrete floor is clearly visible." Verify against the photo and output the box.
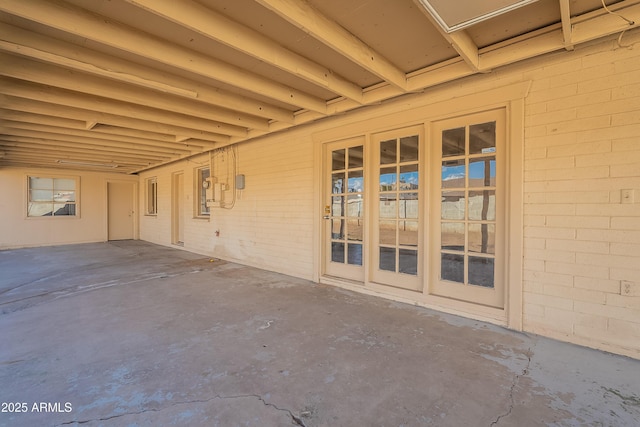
[55,394,305,427]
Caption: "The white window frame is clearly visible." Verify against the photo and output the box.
[145,177,158,216]
[27,175,79,218]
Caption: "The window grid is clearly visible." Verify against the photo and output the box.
[27,176,77,217]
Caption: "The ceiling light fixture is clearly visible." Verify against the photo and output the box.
[417,0,540,33]
[57,160,119,168]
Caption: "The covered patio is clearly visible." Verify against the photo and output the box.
[1,241,638,426]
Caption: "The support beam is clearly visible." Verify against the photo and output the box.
[0,53,270,131]
[0,78,248,137]
[0,24,295,123]
[0,121,193,154]
[0,95,231,144]
[0,0,327,114]
[126,0,363,103]
[559,0,574,50]
[255,0,407,92]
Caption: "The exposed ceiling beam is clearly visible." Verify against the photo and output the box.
[0,77,248,137]
[255,0,408,92]
[0,120,193,154]
[0,23,295,123]
[0,52,270,131]
[0,140,173,162]
[0,95,231,145]
[559,0,574,50]
[125,0,364,104]
[0,0,328,114]
[0,142,158,166]
[0,156,136,173]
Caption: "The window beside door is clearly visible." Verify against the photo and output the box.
[27,176,78,217]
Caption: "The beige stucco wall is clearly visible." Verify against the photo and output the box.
[0,167,138,249]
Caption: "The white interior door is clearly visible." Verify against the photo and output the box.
[107,181,134,240]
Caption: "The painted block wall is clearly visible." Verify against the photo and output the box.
[0,167,138,249]
[138,133,315,281]
[520,33,640,358]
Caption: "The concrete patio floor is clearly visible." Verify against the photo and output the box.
[1,241,639,427]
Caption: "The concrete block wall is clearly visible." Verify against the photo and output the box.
[521,33,640,357]
[138,131,315,281]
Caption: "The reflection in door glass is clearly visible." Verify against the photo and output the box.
[441,253,464,283]
[469,257,494,287]
[439,120,497,289]
[329,146,364,268]
[379,247,395,272]
[348,146,364,168]
[469,122,496,154]
[399,249,418,274]
[442,127,465,157]
[332,242,344,263]
[399,135,419,162]
[348,243,363,265]
[332,149,345,171]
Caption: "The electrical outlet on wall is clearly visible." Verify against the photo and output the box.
[621,280,638,296]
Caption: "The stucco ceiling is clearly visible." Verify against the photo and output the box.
[0,0,638,174]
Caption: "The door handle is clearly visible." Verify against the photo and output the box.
[323,215,331,220]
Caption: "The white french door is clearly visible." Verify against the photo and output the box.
[430,109,506,308]
[370,126,423,291]
[323,137,365,281]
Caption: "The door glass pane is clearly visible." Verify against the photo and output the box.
[332,149,345,170]
[469,257,494,288]
[399,249,418,275]
[441,222,465,251]
[399,164,418,190]
[380,139,397,164]
[348,146,364,168]
[332,219,345,239]
[399,135,419,162]
[379,220,396,245]
[332,242,344,263]
[379,195,396,218]
[347,195,363,217]
[399,193,418,219]
[442,127,465,157]
[332,172,345,193]
[379,167,396,191]
[379,247,396,272]
[469,122,496,155]
[347,218,363,242]
[441,191,465,220]
[469,156,496,187]
[332,196,344,216]
[399,221,418,246]
[469,224,495,254]
[468,190,495,221]
[348,170,363,193]
[442,159,465,188]
[348,243,363,266]
[441,253,464,283]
